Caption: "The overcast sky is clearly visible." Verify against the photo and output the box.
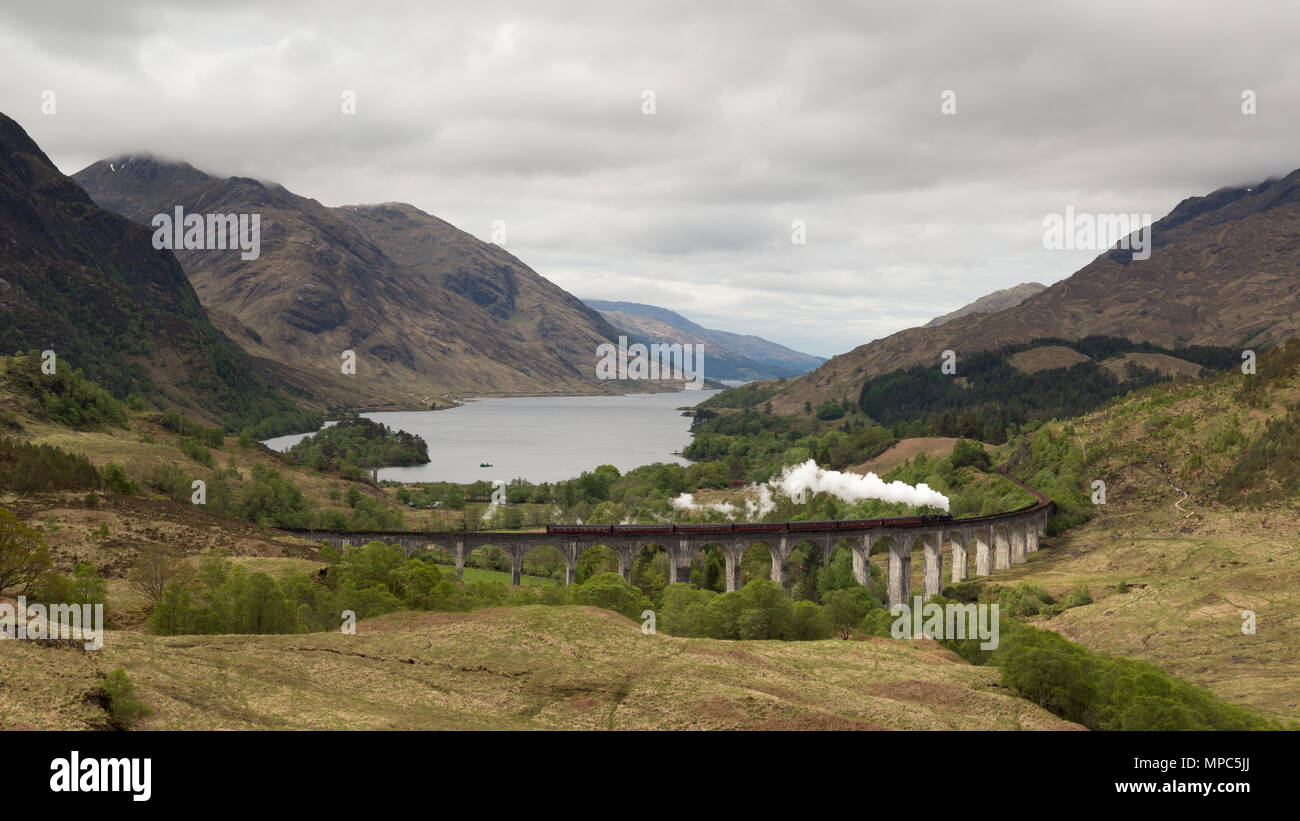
[3,1,1298,357]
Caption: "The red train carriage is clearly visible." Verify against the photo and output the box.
[733,522,788,533]
[835,518,885,529]
[547,524,613,534]
[546,513,954,537]
[786,520,838,531]
[610,524,675,535]
[673,523,735,533]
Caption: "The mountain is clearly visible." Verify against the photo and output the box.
[583,299,825,380]
[0,113,315,435]
[72,158,627,408]
[741,169,1300,414]
[923,282,1045,327]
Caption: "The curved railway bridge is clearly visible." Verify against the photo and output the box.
[285,475,1052,608]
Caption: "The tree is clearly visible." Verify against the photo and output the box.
[521,545,564,581]
[659,583,715,636]
[789,600,831,640]
[822,588,870,638]
[815,399,845,420]
[101,462,137,495]
[573,572,651,619]
[791,545,822,603]
[576,545,618,584]
[129,545,192,606]
[234,571,297,633]
[951,438,991,470]
[699,547,725,592]
[734,579,794,639]
[0,507,51,596]
[630,548,669,604]
[997,628,1096,723]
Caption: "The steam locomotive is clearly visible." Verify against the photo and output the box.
[546,513,952,536]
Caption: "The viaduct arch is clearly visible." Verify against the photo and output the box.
[285,474,1053,608]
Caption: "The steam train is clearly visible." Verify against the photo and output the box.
[546,513,953,536]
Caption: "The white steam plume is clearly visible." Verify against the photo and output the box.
[672,459,948,522]
[773,459,949,511]
[672,493,738,517]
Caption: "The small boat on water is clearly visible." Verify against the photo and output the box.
[480,462,493,468]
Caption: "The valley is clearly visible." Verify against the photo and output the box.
[1,45,1297,739]
[5,3,1299,809]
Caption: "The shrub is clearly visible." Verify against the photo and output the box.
[101,462,137,495]
[148,464,193,504]
[240,463,312,528]
[573,572,651,620]
[1060,584,1093,609]
[993,625,1277,730]
[821,587,871,637]
[658,583,716,637]
[789,600,832,640]
[101,668,151,730]
[950,438,991,470]
[178,437,214,468]
[0,437,100,493]
[0,508,52,596]
[996,582,1055,616]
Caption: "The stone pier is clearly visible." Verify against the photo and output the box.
[285,496,1052,600]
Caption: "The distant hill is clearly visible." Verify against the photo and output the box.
[736,168,1300,415]
[0,113,316,435]
[72,158,629,408]
[584,299,825,381]
[703,335,1237,444]
[924,282,1045,327]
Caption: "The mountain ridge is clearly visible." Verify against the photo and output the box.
[72,156,641,408]
[741,169,1300,414]
[923,282,1046,327]
[584,298,825,380]
[0,113,316,435]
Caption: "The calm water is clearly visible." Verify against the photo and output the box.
[263,389,719,483]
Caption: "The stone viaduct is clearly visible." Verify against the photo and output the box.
[285,479,1052,608]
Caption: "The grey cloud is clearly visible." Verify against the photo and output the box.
[2,0,1298,358]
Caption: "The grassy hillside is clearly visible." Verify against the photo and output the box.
[977,342,1300,722]
[4,344,1295,729]
[0,605,1079,731]
[0,114,318,436]
[0,355,407,576]
[763,343,1300,723]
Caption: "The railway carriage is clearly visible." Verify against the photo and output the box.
[545,512,954,537]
